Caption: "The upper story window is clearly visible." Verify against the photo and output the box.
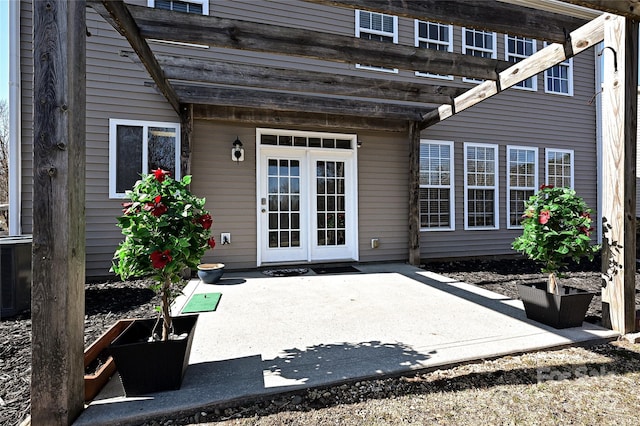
[505,35,537,91]
[544,43,573,95]
[148,0,208,15]
[464,143,499,230]
[419,140,455,230]
[507,146,538,229]
[355,10,398,73]
[109,119,181,198]
[415,21,453,80]
[462,28,496,84]
[546,149,574,188]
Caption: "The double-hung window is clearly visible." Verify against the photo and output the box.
[109,119,181,198]
[419,140,454,230]
[507,146,538,229]
[355,10,398,73]
[464,143,499,229]
[505,35,537,91]
[148,0,208,14]
[544,43,573,95]
[546,149,574,188]
[462,28,496,83]
[415,21,453,80]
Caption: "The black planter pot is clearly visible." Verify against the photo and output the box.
[516,282,595,329]
[109,314,198,396]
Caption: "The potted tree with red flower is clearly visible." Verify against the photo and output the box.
[108,169,216,395]
[512,185,600,328]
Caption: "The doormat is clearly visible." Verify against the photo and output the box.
[262,268,309,277]
[181,293,221,314]
[311,266,360,274]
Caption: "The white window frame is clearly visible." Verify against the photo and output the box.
[543,42,574,96]
[109,119,181,199]
[462,28,497,84]
[414,20,453,80]
[506,146,539,229]
[355,10,398,73]
[464,142,499,230]
[419,140,455,231]
[147,0,209,15]
[505,35,537,91]
[545,148,574,189]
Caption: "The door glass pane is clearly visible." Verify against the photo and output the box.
[267,158,301,248]
[316,161,346,246]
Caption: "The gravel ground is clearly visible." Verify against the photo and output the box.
[2,257,640,426]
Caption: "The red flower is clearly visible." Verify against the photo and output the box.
[143,196,168,217]
[122,202,134,214]
[539,210,551,225]
[580,226,594,237]
[151,203,168,217]
[208,237,216,249]
[540,184,554,190]
[150,250,172,269]
[198,214,213,230]
[153,169,170,182]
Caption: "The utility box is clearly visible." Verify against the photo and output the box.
[0,236,32,318]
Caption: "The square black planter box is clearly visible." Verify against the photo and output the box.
[516,282,595,329]
[109,314,198,396]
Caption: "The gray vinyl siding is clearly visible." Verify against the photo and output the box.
[84,7,181,277]
[19,0,33,235]
[189,122,410,269]
[20,0,599,276]
[422,49,597,259]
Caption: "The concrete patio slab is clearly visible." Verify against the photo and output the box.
[74,263,618,425]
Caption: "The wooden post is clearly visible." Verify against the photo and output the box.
[408,121,421,266]
[601,15,637,334]
[180,103,193,178]
[31,0,86,423]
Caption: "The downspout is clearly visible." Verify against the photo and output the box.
[8,0,21,236]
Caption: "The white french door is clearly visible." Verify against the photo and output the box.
[257,129,358,265]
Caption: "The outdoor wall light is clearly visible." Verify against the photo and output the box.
[357,140,363,148]
[232,137,244,162]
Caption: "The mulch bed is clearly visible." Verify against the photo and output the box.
[0,279,160,426]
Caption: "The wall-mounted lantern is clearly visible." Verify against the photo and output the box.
[232,137,244,162]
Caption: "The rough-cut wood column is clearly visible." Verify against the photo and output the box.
[408,121,421,266]
[180,103,193,178]
[31,0,86,423]
[601,15,638,334]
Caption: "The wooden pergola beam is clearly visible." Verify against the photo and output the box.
[304,0,587,43]
[88,0,180,113]
[421,12,607,129]
[127,52,465,105]
[600,15,638,334]
[557,0,640,20]
[94,2,514,81]
[172,83,432,121]
[193,105,410,132]
[31,0,86,423]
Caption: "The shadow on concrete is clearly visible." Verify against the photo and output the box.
[263,340,436,390]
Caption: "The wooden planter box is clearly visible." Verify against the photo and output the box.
[83,319,134,401]
[516,282,595,329]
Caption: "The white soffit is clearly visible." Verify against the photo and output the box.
[499,0,602,20]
